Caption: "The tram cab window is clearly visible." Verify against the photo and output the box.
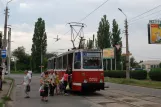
[74,52,81,69]
[83,52,102,69]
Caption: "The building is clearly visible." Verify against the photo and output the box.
[139,60,161,72]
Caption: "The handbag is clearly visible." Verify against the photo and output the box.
[40,89,45,96]
[26,85,30,92]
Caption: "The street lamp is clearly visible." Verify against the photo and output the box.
[6,0,13,6]
[118,8,130,79]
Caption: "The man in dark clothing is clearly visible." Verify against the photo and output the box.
[0,66,3,91]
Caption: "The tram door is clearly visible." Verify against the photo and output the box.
[68,53,73,74]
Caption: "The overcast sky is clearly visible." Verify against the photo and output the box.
[1,0,161,61]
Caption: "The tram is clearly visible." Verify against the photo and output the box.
[47,49,104,92]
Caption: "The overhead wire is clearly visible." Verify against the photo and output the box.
[128,4,161,22]
[129,9,161,24]
[57,0,111,38]
[129,11,161,26]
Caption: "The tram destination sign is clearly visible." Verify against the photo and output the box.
[83,52,100,57]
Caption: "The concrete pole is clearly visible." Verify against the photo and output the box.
[125,19,130,79]
[2,6,9,81]
[7,28,11,75]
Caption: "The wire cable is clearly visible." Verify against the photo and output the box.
[79,0,110,22]
[129,4,161,22]
[129,9,161,24]
[58,0,111,37]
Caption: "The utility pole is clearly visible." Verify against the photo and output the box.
[118,8,130,79]
[7,27,11,76]
[1,6,9,81]
[125,18,130,79]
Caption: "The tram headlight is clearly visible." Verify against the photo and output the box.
[101,73,103,76]
[84,79,87,83]
[82,73,85,76]
[100,79,103,83]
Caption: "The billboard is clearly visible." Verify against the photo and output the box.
[103,48,115,59]
[148,20,161,44]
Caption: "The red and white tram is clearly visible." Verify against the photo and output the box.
[47,49,104,92]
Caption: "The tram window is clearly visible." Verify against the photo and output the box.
[54,59,56,69]
[74,52,81,69]
[63,55,67,69]
[59,57,63,69]
[83,52,102,69]
[56,58,59,69]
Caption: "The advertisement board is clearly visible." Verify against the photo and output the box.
[148,20,161,44]
[103,48,115,59]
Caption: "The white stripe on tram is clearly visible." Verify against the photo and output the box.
[72,83,82,86]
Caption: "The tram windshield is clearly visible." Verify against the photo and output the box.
[83,52,102,69]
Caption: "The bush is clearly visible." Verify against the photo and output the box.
[104,70,126,78]
[130,70,147,80]
[105,70,147,80]
[149,68,161,81]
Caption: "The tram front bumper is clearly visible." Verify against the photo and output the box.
[82,83,104,91]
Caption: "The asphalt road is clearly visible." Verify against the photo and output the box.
[9,74,98,107]
[105,82,161,98]
[7,74,161,107]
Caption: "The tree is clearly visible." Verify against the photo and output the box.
[31,18,47,72]
[0,32,2,63]
[130,56,140,68]
[12,46,31,71]
[87,39,93,49]
[97,15,111,49]
[111,19,122,69]
[159,63,161,68]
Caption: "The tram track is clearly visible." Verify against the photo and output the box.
[83,89,161,107]
[105,89,161,104]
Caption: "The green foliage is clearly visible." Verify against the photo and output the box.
[105,70,147,80]
[0,31,2,48]
[111,19,122,70]
[159,63,161,68]
[97,15,111,49]
[86,39,93,49]
[149,68,161,81]
[104,70,126,78]
[130,70,147,80]
[130,56,140,68]
[11,46,31,71]
[31,18,47,72]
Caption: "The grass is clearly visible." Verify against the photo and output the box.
[0,101,3,107]
[105,77,161,89]
[0,77,14,106]
[1,96,12,101]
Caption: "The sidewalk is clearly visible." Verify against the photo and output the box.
[0,79,12,107]
[106,82,161,98]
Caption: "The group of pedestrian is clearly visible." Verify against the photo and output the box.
[39,67,72,102]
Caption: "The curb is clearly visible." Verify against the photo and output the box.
[7,79,14,97]
[3,79,14,107]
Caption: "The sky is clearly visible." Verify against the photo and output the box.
[0,0,161,61]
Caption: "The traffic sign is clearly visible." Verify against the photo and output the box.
[1,50,6,58]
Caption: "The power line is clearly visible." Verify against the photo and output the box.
[129,12,161,26]
[58,0,111,37]
[129,9,161,24]
[79,0,110,22]
[129,5,161,22]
